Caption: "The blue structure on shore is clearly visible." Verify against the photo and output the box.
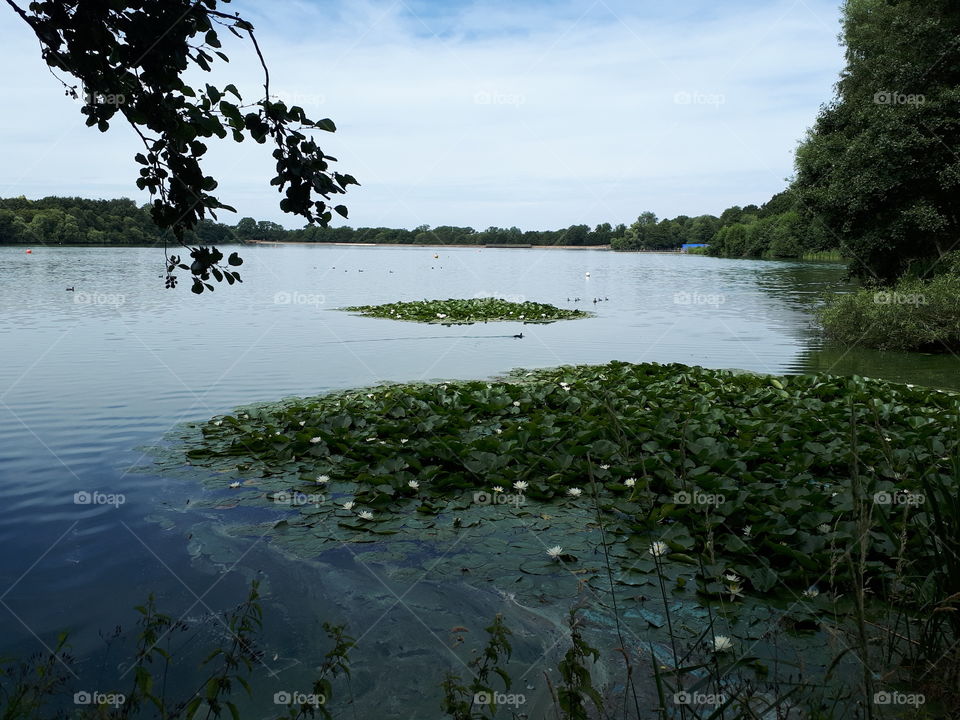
[681,243,708,253]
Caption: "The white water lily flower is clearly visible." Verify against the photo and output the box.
[624,477,636,487]
[299,421,306,426]
[436,313,447,319]
[228,481,240,489]
[567,487,583,497]
[712,636,733,653]
[547,545,563,559]
[727,583,744,600]
[213,420,222,426]
[513,480,529,492]
[600,464,611,470]
[724,572,741,583]
[496,429,503,435]
[366,394,374,398]
[358,510,374,520]
[803,586,820,599]
[512,401,520,407]
[342,501,355,511]
[408,480,420,489]
[310,437,322,444]
[316,475,330,484]
[649,541,669,558]
[742,525,752,538]
[493,486,504,493]
[400,438,409,444]
[818,523,830,533]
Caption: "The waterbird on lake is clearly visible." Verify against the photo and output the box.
[513,332,524,339]
[65,286,74,291]
[585,272,590,277]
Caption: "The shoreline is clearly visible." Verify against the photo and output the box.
[3,241,695,255]
[250,240,614,250]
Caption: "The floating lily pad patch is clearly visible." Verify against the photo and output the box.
[176,361,960,614]
[340,297,590,324]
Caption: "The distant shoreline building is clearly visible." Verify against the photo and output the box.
[680,243,709,253]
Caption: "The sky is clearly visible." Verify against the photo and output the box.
[0,0,846,230]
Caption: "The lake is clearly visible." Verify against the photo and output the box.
[1,244,956,715]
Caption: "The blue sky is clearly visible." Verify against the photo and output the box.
[0,0,846,229]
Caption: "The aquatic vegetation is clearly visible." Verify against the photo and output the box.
[340,297,589,324]
[183,360,960,615]
[818,269,960,352]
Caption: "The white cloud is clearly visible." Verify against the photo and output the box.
[0,0,844,229]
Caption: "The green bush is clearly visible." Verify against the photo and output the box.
[818,272,960,351]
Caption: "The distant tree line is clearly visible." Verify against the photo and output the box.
[0,192,839,260]
[257,220,628,246]
[0,196,237,246]
[611,190,835,259]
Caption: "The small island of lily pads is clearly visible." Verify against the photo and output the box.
[340,297,590,324]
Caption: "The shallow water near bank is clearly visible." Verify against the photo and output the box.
[1,244,957,715]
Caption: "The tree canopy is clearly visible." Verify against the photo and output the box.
[6,0,358,292]
[793,0,960,284]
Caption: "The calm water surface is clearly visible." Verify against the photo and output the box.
[1,245,957,713]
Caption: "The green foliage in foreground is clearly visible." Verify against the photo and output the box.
[188,361,960,607]
[818,260,960,352]
[341,297,589,324]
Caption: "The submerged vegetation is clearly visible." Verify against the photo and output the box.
[341,297,589,324]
